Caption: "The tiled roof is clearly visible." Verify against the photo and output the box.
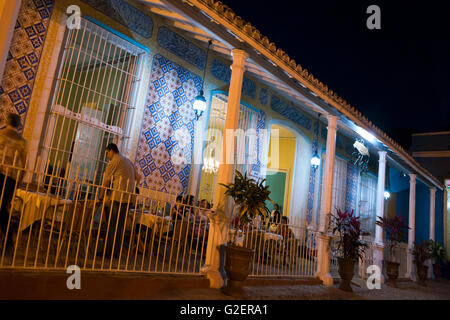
[190,0,443,187]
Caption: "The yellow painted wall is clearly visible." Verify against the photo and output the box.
[268,137,295,217]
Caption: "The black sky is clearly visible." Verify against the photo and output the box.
[219,0,450,149]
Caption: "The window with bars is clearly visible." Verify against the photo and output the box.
[330,157,348,214]
[358,173,377,235]
[40,18,145,196]
[198,93,259,204]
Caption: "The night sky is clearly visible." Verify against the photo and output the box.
[220,0,450,149]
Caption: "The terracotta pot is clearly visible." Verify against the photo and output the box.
[385,261,400,288]
[416,264,428,286]
[337,257,355,292]
[222,244,254,297]
[432,264,441,280]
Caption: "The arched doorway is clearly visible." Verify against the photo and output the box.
[265,121,311,224]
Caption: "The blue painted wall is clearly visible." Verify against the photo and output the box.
[435,189,444,245]
[415,181,430,243]
[396,189,410,243]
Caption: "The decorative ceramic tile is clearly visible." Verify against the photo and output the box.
[81,0,153,38]
[157,26,206,70]
[306,138,318,225]
[259,87,268,106]
[321,126,327,140]
[248,109,265,181]
[135,54,201,195]
[0,0,53,129]
[345,161,359,212]
[210,58,257,99]
[270,95,312,131]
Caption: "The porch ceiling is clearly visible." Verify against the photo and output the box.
[133,0,443,190]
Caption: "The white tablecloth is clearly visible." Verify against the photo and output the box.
[130,210,172,234]
[228,229,283,247]
[15,189,72,232]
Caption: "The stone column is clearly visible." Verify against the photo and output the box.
[314,114,338,286]
[374,151,387,282]
[406,173,416,280]
[429,187,436,278]
[203,49,248,289]
[0,0,21,80]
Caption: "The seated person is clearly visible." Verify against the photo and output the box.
[276,216,294,239]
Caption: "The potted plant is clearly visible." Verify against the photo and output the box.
[220,170,272,297]
[413,240,431,286]
[375,215,409,287]
[428,240,447,280]
[330,209,368,292]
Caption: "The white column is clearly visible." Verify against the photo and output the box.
[203,49,248,289]
[0,0,21,80]
[430,188,436,241]
[314,114,338,286]
[429,187,436,278]
[187,114,206,200]
[406,173,416,280]
[374,151,387,282]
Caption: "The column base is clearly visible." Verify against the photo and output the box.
[206,269,225,289]
[318,272,334,286]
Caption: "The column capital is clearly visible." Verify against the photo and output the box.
[231,49,249,66]
[326,114,338,130]
[378,150,387,160]
[430,187,436,193]
[409,173,416,182]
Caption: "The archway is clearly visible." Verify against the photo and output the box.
[265,121,311,225]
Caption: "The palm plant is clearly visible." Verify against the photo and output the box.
[429,240,447,265]
[412,240,431,266]
[221,170,273,245]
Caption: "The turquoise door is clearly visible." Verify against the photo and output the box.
[265,170,287,215]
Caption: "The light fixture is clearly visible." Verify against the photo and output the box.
[311,153,320,168]
[193,40,212,120]
[355,126,376,143]
[311,113,321,169]
[384,191,391,200]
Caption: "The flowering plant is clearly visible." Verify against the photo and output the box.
[413,240,431,266]
[330,209,369,261]
[376,215,409,258]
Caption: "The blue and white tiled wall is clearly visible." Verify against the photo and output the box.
[0,0,53,128]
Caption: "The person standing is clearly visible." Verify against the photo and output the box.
[98,143,140,258]
[0,113,27,250]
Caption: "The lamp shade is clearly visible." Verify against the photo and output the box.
[193,92,207,115]
[311,153,321,167]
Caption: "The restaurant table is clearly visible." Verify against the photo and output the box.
[228,229,283,246]
[15,189,73,232]
[130,210,172,234]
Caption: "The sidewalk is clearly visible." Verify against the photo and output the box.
[158,278,450,300]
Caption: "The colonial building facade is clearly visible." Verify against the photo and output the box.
[0,0,447,287]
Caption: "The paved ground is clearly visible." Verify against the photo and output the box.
[159,278,450,300]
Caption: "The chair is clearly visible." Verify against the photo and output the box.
[41,200,94,262]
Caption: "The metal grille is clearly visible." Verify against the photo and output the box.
[330,157,347,214]
[39,18,144,197]
[198,93,259,204]
[358,173,377,235]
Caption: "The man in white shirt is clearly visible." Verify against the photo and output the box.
[98,143,140,258]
